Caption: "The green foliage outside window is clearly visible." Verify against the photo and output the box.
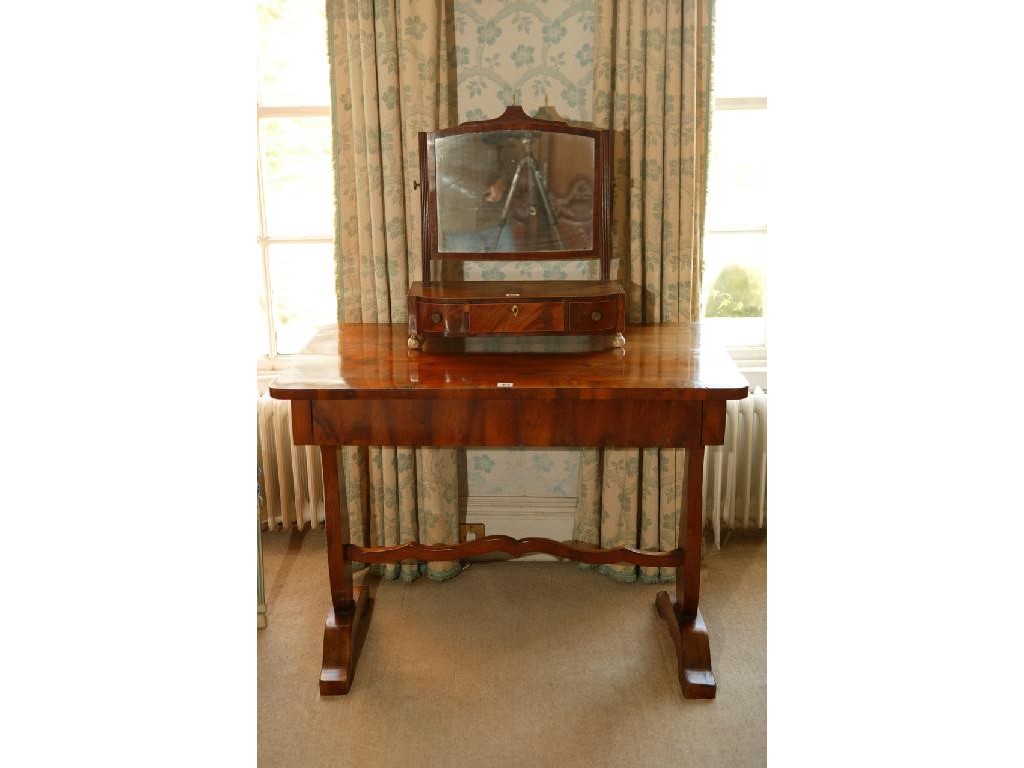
[705,264,763,318]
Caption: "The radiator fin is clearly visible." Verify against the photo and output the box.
[257,396,324,530]
[703,386,767,547]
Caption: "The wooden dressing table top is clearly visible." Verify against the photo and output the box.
[268,322,749,402]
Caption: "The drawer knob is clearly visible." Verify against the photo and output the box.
[590,310,602,322]
[430,312,441,324]
[511,304,520,318]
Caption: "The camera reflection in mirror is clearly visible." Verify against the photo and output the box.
[435,130,595,254]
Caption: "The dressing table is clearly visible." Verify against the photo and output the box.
[269,323,748,698]
[269,107,748,699]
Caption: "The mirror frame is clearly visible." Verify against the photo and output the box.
[418,105,611,284]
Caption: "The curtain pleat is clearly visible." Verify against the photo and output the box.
[577,0,714,583]
[328,0,461,582]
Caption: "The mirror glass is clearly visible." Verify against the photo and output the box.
[434,130,594,253]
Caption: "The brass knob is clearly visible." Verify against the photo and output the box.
[511,304,520,318]
[430,312,441,323]
[590,311,602,322]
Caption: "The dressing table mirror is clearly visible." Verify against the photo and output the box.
[407,105,625,350]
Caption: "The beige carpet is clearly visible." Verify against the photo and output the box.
[258,528,766,768]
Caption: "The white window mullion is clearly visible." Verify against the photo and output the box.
[259,236,333,245]
[706,225,767,235]
[256,105,331,119]
[714,97,767,111]
[256,121,277,360]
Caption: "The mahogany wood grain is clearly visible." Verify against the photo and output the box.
[654,597,716,698]
[419,130,432,284]
[320,446,353,613]
[347,536,684,568]
[409,282,626,338]
[290,400,312,444]
[409,280,625,300]
[310,398,702,448]
[317,444,374,696]
[469,301,564,333]
[320,587,371,695]
[597,120,611,279]
[680,445,705,616]
[269,323,749,402]
[318,445,372,695]
[701,400,726,446]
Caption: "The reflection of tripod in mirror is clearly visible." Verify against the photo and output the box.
[492,133,564,251]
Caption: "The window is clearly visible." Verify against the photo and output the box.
[257,0,335,361]
[702,0,768,366]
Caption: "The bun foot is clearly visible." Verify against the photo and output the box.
[407,335,421,350]
[612,333,625,348]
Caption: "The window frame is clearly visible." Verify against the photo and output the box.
[703,95,768,387]
[256,103,333,368]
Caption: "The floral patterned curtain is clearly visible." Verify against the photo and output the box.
[574,0,714,582]
[327,0,462,581]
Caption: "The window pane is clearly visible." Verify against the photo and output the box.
[712,0,768,97]
[705,108,766,230]
[258,246,271,357]
[268,243,337,354]
[258,292,271,357]
[257,0,330,106]
[702,230,765,321]
[259,116,334,237]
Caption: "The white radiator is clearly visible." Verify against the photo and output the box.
[703,386,767,547]
[257,396,324,530]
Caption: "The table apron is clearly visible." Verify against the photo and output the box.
[301,398,726,448]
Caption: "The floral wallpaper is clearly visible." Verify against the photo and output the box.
[468,447,581,497]
[455,0,595,498]
[454,0,595,123]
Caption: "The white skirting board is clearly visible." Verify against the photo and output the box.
[460,496,575,560]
